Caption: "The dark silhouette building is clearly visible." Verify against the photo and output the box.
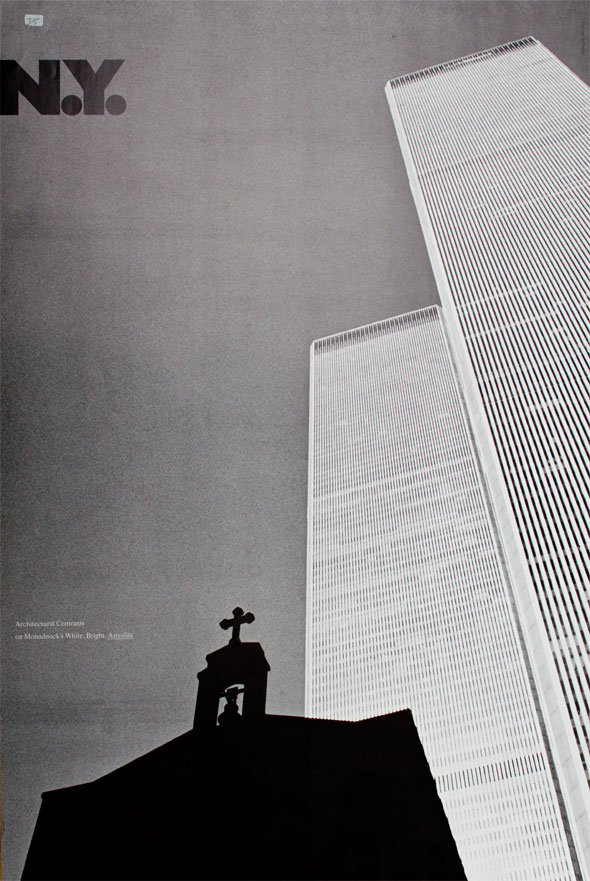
[23,609,466,880]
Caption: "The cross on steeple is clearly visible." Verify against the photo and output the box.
[219,607,255,643]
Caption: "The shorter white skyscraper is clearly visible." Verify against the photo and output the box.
[306,306,578,881]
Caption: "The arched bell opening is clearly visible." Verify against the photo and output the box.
[217,683,245,726]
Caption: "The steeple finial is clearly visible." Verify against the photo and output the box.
[219,607,255,644]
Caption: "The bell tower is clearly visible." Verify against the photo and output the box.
[193,607,270,732]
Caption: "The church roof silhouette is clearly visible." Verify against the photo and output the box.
[23,609,465,880]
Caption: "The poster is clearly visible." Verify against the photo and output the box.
[2,2,588,878]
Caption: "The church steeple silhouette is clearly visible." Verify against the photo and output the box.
[193,606,270,732]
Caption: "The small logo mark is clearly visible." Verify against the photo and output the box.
[24,14,44,26]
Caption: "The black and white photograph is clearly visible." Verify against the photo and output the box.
[2,2,589,879]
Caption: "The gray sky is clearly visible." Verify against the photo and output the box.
[2,1,588,876]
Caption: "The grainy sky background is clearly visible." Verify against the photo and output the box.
[2,1,588,876]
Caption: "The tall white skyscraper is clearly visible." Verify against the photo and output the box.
[306,307,578,880]
[385,36,589,878]
[307,36,589,881]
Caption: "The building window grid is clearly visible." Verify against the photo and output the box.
[307,309,574,878]
[454,288,590,756]
[460,313,590,776]
[400,84,588,324]
[394,46,590,784]
[475,317,590,589]
[394,49,588,185]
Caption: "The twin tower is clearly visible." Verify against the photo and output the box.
[306,37,590,881]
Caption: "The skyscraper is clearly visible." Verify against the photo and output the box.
[306,306,578,881]
[385,36,589,878]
